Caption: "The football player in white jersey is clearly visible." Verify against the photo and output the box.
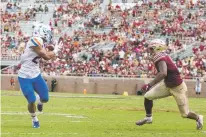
[18,23,62,128]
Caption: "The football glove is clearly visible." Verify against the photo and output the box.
[141,84,151,92]
[53,40,63,55]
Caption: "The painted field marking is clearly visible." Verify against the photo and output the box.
[1,132,78,135]
[1,93,132,99]
[70,121,82,123]
[1,132,202,135]
[1,112,87,118]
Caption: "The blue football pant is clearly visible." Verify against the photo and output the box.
[18,74,49,104]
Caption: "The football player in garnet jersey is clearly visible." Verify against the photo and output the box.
[136,39,203,130]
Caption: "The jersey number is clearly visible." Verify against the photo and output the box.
[32,56,41,64]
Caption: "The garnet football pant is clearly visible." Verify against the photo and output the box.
[144,81,189,117]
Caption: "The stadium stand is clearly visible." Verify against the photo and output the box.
[1,0,206,79]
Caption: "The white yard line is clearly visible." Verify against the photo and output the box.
[1,132,78,135]
[1,132,202,135]
[50,95,123,99]
[70,121,83,123]
[1,93,127,99]
[1,112,87,118]
[2,120,68,122]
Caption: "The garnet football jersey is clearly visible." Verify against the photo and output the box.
[153,52,183,88]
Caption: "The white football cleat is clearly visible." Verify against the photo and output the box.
[196,115,203,130]
[136,117,152,126]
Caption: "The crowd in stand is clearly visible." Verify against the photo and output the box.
[1,0,206,78]
[1,2,42,34]
[3,2,40,21]
[52,1,99,28]
[1,1,51,61]
[1,32,29,59]
[1,2,32,60]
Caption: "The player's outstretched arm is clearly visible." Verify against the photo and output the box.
[32,46,55,60]
[149,61,167,87]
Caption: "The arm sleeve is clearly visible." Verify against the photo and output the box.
[29,37,43,48]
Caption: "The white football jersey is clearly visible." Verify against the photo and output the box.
[18,37,44,79]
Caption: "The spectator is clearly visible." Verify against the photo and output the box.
[10,76,15,88]
[51,78,57,92]
[6,2,12,10]
[38,5,43,12]
[44,4,49,14]
[195,78,201,95]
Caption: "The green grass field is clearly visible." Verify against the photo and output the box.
[1,90,206,137]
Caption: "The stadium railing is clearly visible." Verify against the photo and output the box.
[1,65,202,80]
[1,65,19,74]
[35,0,68,3]
[1,55,21,61]
[65,73,151,78]
[170,41,205,60]
[64,73,202,80]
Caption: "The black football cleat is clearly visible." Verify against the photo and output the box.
[37,103,43,112]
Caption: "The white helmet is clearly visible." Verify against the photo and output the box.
[148,39,167,53]
[33,23,52,43]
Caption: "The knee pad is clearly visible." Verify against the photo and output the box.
[144,93,152,100]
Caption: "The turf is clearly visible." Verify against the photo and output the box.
[1,90,206,137]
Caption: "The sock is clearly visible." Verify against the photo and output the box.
[36,94,42,105]
[144,98,153,117]
[31,113,38,122]
[187,112,199,121]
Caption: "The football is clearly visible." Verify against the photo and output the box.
[46,45,54,51]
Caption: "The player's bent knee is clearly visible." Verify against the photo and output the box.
[41,97,49,103]
[181,112,188,118]
[144,93,152,100]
